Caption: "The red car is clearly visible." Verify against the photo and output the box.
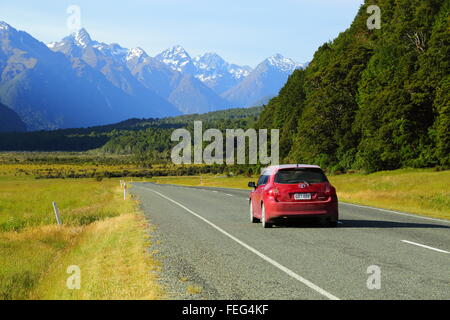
[248,165,339,228]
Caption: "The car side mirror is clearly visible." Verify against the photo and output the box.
[248,181,256,189]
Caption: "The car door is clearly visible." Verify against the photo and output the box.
[253,174,269,217]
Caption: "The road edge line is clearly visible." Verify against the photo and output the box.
[144,187,340,300]
[401,240,449,254]
[340,202,450,224]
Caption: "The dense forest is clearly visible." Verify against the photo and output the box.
[0,107,262,157]
[258,0,449,172]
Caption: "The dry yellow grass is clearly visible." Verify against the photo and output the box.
[31,213,164,300]
[151,175,254,189]
[0,225,81,299]
[329,169,450,220]
[0,175,163,300]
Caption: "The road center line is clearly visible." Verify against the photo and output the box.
[401,240,449,254]
[146,187,340,300]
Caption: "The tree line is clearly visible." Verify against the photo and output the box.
[257,0,449,172]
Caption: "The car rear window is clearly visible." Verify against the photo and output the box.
[274,168,328,184]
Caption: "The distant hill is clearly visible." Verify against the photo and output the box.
[0,103,26,132]
[0,106,263,153]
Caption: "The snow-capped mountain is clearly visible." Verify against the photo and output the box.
[155,47,304,105]
[0,22,305,129]
[155,45,195,73]
[193,53,251,81]
[266,53,303,72]
[222,54,303,108]
[47,29,180,117]
[126,47,149,63]
[52,33,229,115]
[51,30,305,112]
[0,22,177,130]
[192,53,252,94]
[0,21,10,30]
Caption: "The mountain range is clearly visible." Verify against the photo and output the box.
[0,102,26,132]
[0,22,304,131]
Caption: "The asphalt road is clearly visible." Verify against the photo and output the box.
[132,183,450,300]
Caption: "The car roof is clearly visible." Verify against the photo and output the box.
[261,164,322,175]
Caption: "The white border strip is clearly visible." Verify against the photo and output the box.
[159,184,450,225]
[148,188,340,300]
[340,202,450,224]
[401,240,449,254]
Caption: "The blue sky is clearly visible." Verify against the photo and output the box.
[0,0,364,67]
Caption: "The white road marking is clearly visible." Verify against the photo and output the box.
[147,188,340,300]
[194,186,450,225]
[225,194,233,197]
[341,202,450,224]
[401,240,449,254]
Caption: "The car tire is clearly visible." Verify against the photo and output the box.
[250,201,259,223]
[328,220,338,228]
[320,217,337,228]
[261,204,273,228]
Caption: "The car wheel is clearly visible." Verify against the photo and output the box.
[261,204,273,228]
[320,217,337,228]
[250,201,259,223]
[328,220,338,228]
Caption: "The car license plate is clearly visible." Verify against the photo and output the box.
[294,193,311,200]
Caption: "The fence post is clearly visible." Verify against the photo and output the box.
[124,183,127,200]
[52,201,62,225]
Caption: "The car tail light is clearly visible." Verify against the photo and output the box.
[325,184,336,195]
[268,187,279,201]
[318,184,336,200]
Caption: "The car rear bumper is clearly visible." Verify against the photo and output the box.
[265,198,338,221]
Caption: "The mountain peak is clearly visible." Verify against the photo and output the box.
[126,47,148,61]
[156,45,192,72]
[70,28,92,48]
[167,45,190,58]
[172,44,186,51]
[198,52,222,60]
[193,52,226,70]
[0,21,13,31]
[265,54,301,72]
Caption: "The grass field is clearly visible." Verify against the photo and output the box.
[151,169,450,221]
[0,174,163,300]
[1,160,448,300]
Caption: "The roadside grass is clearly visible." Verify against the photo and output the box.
[330,169,450,220]
[0,175,163,300]
[0,225,81,299]
[31,213,163,300]
[151,175,252,190]
[151,169,450,221]
[0,176,124,232]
